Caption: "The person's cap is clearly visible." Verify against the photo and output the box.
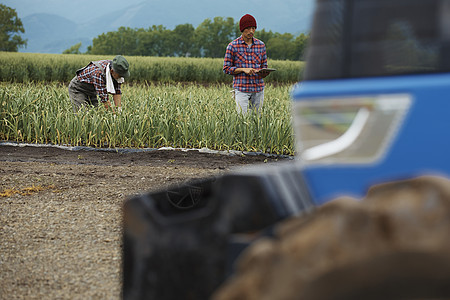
[239,14,257,32]
[112,55,130,78]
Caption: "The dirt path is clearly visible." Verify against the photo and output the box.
[0,145,289,299]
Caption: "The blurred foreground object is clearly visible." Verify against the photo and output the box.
[213,176,450,300]
[123,0,450,298]
[122,163,313,300]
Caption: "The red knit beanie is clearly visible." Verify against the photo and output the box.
[239,14,257,32]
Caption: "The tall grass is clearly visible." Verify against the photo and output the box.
[0,52,304,84]
[1,82,295,155]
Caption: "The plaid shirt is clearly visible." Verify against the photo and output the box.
[76,60,121,102]
[223,36,267,93]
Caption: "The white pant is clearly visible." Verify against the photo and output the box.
[234,89,264,114]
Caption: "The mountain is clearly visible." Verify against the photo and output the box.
[8,0,315,54]
[21,13,92,53]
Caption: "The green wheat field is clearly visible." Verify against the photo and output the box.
[1,52,304,155]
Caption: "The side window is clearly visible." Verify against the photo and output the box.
[305,0,450,80]
[350,0,439,77]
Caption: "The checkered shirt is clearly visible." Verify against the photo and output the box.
[76,60,121,102]
[223,36,267,93]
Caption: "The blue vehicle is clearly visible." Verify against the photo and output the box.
[292,0,450,205]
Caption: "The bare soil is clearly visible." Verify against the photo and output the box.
[0,144,289,299]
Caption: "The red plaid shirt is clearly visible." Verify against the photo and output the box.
[223,36,267,93]
[76,60,121,102]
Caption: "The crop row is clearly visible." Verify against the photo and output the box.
[0,52,304,84]
[0,82,296,155]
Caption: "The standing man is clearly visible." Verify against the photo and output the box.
[223,14,269,114]
[68,55,130,112]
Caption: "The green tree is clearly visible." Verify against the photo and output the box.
[0,4,27,51]
[257,30,309,60]
[292,33,309,60]
[87,25,177,57]
[172,24,197,57]
[148,25,173,57]
[62,42,82,54]
[135,28,156,56]
[87,27,138,55]
[256,29,275,45]
[266,33,297,60]
[87,32,114,55]
[195,17,238,58]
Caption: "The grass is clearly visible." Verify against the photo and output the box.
[1,82,296,155]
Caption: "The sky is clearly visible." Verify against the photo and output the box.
[3,0,144,22]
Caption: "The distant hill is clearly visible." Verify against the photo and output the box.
[22,14,92,53]
[15,0,314,54]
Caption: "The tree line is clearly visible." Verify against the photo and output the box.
[65,17,309,61]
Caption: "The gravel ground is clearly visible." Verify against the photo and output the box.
[0,145,289,299]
